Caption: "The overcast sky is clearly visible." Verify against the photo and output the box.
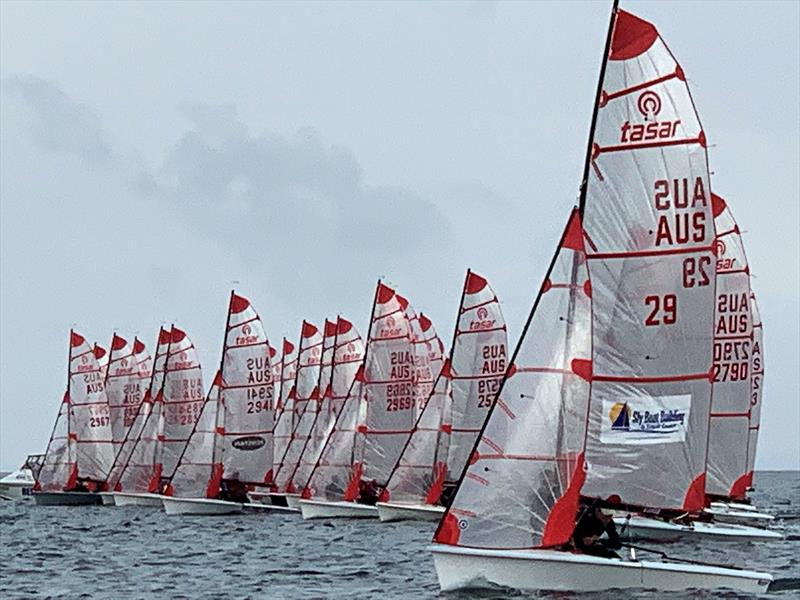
[1,1,798,471]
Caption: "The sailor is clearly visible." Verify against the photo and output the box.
[357,478,380,505]
[572,500,622,559]
[219,476,249,503]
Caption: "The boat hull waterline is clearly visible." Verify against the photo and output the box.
[98,492,116,506]
[112,492,165,507]
[614,515,783,542]
[32,491,102,506]
[430,545,772,594]
[376,501,445,522]
[299,499,379,520]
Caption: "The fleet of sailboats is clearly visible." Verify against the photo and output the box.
[22,1,783,594]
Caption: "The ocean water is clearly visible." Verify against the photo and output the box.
[1,471,798,599]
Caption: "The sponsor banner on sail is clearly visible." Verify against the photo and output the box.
[599,395,690,445]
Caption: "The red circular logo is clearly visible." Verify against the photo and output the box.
[637,91,661,118]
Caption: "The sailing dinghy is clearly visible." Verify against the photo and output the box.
[377,271,508,522]
[299,282,418,519]
[34,331,115,505]
[98,335,153,505]
[430,4,772,593]
[269,321,323,508]
[162,292,290,515]
[281,318,365,510]
[113,326,204,506]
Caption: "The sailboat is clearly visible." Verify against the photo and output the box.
[281,317,365,510]
[269,321,323,506]
[33,331,115,505]
[299,281,419,519]
[98,335,153,505]
[377,270,508,522]
[113,326,204,506]
[614,193,779,541]
[429,4,772,593]
[162,292,287,515]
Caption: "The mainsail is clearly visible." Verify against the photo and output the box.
[115,328,171,492]
[288,317,365,493]
[706,194,753,500]
[273,321,324,492]
[382,270,508,506]
[579,7,716,512]
[272,337,298,478]
[105,335,137,451]
[746,292,764,490]
[94,343,109,379]
[157,326,205,487]
[37,331,116,491]
[435,211,592,548]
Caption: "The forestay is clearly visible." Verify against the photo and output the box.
[105,337,153,491]
[434,211,592,549]
[579,8,716,512]
[272,338,298,477]
[115,328,171,492]
[273,321,323,492]
[746,293,764,490]
[706,194,753,500]
[157,327,205,484]
[447,271,509,481]
[290,318,365,493]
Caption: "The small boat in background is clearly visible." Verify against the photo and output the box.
[0,454,43,500]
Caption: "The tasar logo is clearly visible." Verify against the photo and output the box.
[379,315,401,338]
[236,322,257,345]
[469,306,496,331]
[620,91,681,144]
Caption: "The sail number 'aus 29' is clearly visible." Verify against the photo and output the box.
[644,178,711,327]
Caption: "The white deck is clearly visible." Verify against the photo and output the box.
[376,501,445,522]
[430,544,772,593]
[299,498,379,520]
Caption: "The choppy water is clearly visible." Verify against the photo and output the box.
[1,471,798,599]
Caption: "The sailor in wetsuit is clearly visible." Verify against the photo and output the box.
[572,501,622,559]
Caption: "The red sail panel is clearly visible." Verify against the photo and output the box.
[217,293,276,487]
[706,195,753,499]
[273,321,323,491]
[447,272,509,480]
[580,8,716,512]
[157,327,204,482]
[435,211,592,549]
[272,337,298,477]
[116,329,171,492]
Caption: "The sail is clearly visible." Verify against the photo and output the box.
[36,392,72,491]
[434,210,592,549]
[215,293,275,488]
[105,337,153,490]
[94,343,109,379]
[272,337,298,477]
[290,317,365,492]
[447,271,509,480]
[414,313,445,416]
[115,329,171,492]
[579,8,716,512]
[273,321,324,491]
[105,335,137,449]
[358,283,416,487]
[745,292,764,490]
[157,326,205,482]
[169,372,221,498]
[706,194,753,500]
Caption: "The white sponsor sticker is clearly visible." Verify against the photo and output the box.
[600,395,691,445]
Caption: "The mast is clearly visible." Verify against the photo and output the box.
[578,0,620,215]
[211,290,236,478]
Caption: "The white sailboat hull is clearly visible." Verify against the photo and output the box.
[704,505,775,526]
[376,501,445,522]
[299,498,379,520]
[112,492,164,507]
[32,491,102,506]
[430,545,772,593]
[614,515,783,542]
[98,492,116,505]
[162,496,243,515]
[285,493,302,510]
